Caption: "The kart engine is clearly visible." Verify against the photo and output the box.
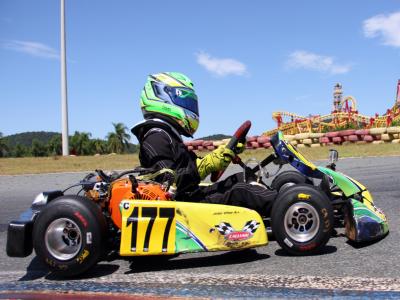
[82,173,170,228]
[108,178,169,228]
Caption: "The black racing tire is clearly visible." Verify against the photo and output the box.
[271,171,311,193]
[271,184,333,255]
[32,195,107,277]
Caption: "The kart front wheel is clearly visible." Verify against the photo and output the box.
[271,184,333,255]
[32,195,107,277]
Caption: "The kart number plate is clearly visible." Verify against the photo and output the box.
[120,202,176,255]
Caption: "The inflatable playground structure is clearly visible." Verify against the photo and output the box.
[185,80,400,151]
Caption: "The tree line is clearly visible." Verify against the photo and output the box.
[0,123,137,158]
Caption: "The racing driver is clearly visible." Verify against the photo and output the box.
[131,72,277,215]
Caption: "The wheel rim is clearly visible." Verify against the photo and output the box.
[45,218,82,261]
[284,202,320,243]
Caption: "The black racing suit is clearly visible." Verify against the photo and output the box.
[131,119,277,216]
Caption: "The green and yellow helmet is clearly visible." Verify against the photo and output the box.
[140,72,199,137]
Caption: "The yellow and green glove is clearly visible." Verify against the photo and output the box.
[235,142,245,155]
[196,143,244,180]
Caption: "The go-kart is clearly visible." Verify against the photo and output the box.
[6,121,389,277]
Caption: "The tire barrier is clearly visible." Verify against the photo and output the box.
[184,127,400,151]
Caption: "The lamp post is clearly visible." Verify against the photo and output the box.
[61,0,69,156]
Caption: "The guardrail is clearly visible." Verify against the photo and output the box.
[185,127,400,151]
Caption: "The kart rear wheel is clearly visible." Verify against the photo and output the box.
[271,184,333,255]
[271,171,311,193]
[33,195,107,277]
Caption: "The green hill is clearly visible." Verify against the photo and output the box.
[3,131,60,147]
[200,134,232,141]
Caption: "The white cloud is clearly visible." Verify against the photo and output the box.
[2,40,59,59]
[196,51,248,77]
[286,50,351,75]
[363,11,400,47]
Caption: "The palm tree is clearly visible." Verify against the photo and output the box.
[70,131,92,155]
[107,123,130,154]
[91,138,107,154]
[107,132,121,154]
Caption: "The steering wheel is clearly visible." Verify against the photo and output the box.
[210,120,251,182]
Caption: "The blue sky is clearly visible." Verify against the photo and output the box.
[1,1,399,142]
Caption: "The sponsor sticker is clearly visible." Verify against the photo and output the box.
[86,232,92,244]
[226,231,252,241]
[214,220,260,241]
[74,211,88,228]
[299,242,316,251]
[284,238,293,247]
[77,249,90,264]
[298,193,311,200]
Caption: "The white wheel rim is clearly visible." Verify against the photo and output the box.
[284,202,320,243]
[45,218,82,261]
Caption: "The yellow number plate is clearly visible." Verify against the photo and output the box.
[120,201,176,256]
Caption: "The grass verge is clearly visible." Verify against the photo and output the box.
[0,154,139,175]
[0,143,399,175]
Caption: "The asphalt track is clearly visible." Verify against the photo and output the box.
[0,156,400,298]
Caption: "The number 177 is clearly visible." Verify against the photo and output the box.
[127,206,175,253]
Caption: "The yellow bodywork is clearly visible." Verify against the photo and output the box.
[119,200,267,256]
[360,190,387,221]
[347,177,386,220]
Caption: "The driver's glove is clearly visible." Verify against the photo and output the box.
[235,142,245,154]
[196,145,235,180]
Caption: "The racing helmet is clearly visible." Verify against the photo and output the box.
[140,72,199,137]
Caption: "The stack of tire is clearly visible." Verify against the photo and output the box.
[320,127,400,145]
[387,127,400,144]
[292,133,324,148]
[322,130,360,145]
[245,136,271,149]
[184,126,400,151]
[185,135,273,151]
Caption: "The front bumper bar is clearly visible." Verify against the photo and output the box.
[6,190,63,257]
[6,208,37,257]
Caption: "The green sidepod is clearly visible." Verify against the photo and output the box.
[317,166,362,197]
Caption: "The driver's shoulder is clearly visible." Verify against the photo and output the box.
[144,127,175,144]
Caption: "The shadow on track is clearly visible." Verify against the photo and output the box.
[45,264,120,281]
[18,256,120,281]
[126,249,269,274]
[274,245,337,257]
[18,256,48,281]
[346,232,389,249]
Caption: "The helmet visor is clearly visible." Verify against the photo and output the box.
[167,87,199,116]
[152,82,199,116]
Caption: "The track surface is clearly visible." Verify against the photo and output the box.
[0,156,399,297]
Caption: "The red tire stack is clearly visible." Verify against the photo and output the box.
[339,130,356,142]
[257,136,271,149]
[246,136,259,149]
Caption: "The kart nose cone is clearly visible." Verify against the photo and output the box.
[345,199,389,242]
